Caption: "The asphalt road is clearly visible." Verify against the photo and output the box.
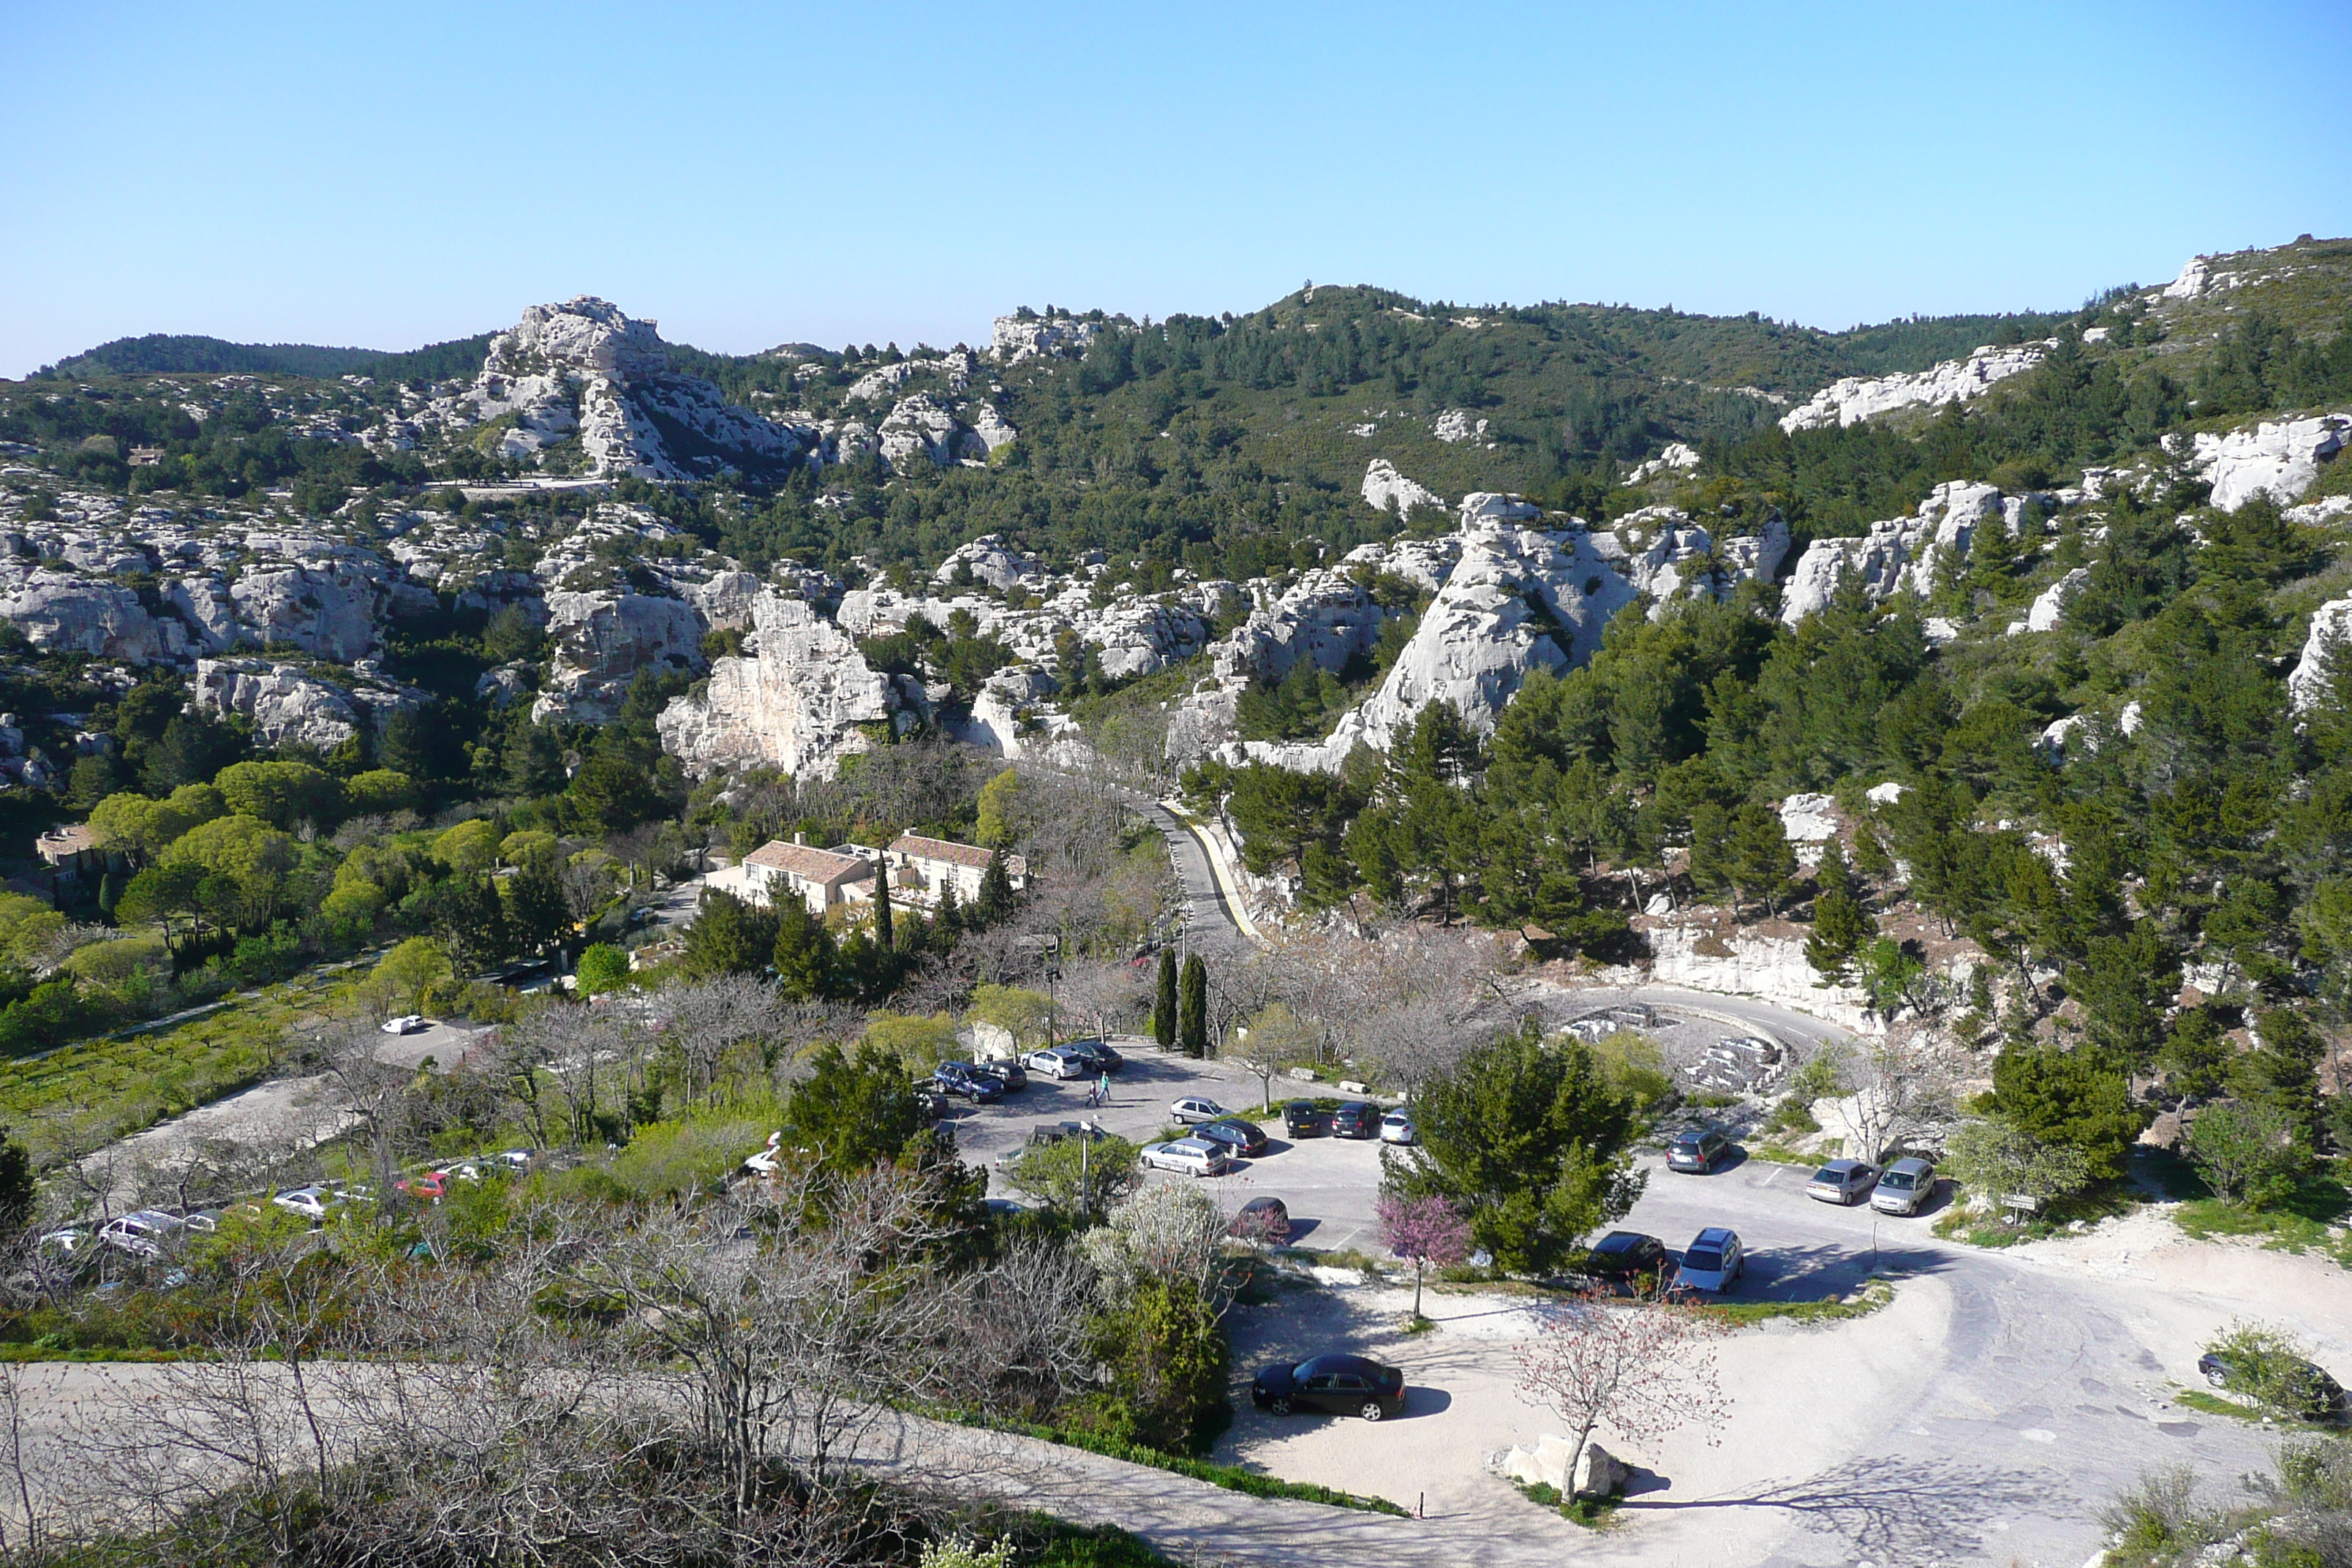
[1135,800,1252,955]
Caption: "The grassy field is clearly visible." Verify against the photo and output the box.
[0,978,332,1166]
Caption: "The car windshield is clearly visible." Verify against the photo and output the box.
[1684,1248,1722,1271]
[1813,1167,1848,1183]
[1880,1172,1915,1190]
[1671,1140,1701,1153]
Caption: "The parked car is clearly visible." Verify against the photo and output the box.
[1330,1102,1378,1139]
[1170,1096,1232,1125]
[1193,1117,1269,1158]
[1872,1157,1937,1215]
[1229,1194,1292,1244]
[741,1132,785,1177]
[98,1211,186,1259]
[1251,1353,1407,1421]
[1059,1041,1123,1074]
[396,1170,453,1202]
[1379,1109,1417,1145]
[931,1063,1003,1103]
[271,1187,331,1223]
[1806,1159,1879,1205]
[2199,1352,2351,1422]
[380,1014,430,1036]
[1138,1138,1233,1177]
[1022,1047,1090,1080]
[1281,1100,1331,1138]
[974,1059,1028,1092]
[911,1081,949,1119]
[982,1197,1030,1219]
[1585,1230,1671,1286]
[1673,1227,1744,1294]
[1666,1126,1733,1173]
[996,1120,1107,1169]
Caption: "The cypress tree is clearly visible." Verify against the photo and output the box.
[874,862,895,949]
[979,849,1017,927]
[97,870,121,921]
[1153,949,1178,1051]
[1178,953,1208,1058]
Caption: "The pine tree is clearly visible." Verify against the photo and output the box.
[1806,889,1869,985]
[978,849,1017,927]
[1178,953,1208,1058]
[772,898,837,1003]
[935,880,962,936]
[1153,949,1178,1050]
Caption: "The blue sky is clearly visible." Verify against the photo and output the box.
[3,1,2345,376]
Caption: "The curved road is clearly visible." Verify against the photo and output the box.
[1137,799,1252,955]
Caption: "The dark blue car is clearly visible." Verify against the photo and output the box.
[1251,1353,1406,1421]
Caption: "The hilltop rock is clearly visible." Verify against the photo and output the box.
[1361,459,1444,519]
[2192,413,2350,510]
[1600,505,1790,612]
[657,592,911,779]
[1779,342,2054,433]
[990,312,1120,361]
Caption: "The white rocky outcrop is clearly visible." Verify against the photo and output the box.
[2021,567,2092,633]
[1599,505,1790,613]
[1254,517,1640,769]
[0,570,186,663]
[657,592,913,779]
[933,535,1043,593]
[990,312,1120,362]
[1083,599,1211,679]
[1779,342,2054,433]
[878,394,961,470]
[533,590,705,723]
[192,658,416,751]
[1623,442,1701,485]
[966,402,1018,455]
[1360,459,1444,519]
[1432,409,1490,445]
[2191,414,2349,510]
[2289,596,2352,712]
[1777,480,2002,625]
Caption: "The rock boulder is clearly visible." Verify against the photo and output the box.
[657,592,908,780]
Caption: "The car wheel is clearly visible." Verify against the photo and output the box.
[2206,1369,2230,1390]
[1268,1396,1292,1416]
[1360,1401,1386,1422]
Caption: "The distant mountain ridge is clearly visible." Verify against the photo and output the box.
[41,331,497,384]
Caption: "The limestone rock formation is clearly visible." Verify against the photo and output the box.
[1623,442,1702,485]
[1777,480,2002,625]
[1432,409,1489,444]
[192,657,416,751]
[2023,567,2092,633]
[932,535,1043,593]
[0,570,185,663]
[2289,596,2352,712]
[990,312,1123,362]
[1599,505,1790,613]
[1360,459,1444,519]
[878,394,960,470]
[533,590,705,723]
[657,592,911,779]
[2192,414,2349,510]
[966,402,1019,455]
[1779,342,2054,433]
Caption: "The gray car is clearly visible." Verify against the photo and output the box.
[1806,1158,1878,1206]
[1871,1157,1937,1215]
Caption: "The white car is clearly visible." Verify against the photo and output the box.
[381,1014,430,1036]
[1379,1110,1417,1145]
[1169,1096,1231,1125]
[99,1211,186,1259]
[1022,1047,1090,1079]
[271,1187,330,1221]
[743,1131,784,1176]
[1139,1138,1233,1177]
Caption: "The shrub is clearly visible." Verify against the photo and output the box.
[573,943,632,996]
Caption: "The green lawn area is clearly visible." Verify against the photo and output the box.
[0,979,331,1166]
[2172,1170,2352,1267]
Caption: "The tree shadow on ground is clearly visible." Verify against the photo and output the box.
[1620,1455,2059,1562]
[1730,1241,1948,1303]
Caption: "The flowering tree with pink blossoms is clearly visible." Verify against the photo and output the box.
[1376,1191,1471,1319]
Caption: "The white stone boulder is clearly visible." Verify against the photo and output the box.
[878,394,960,470]
[967,402,1019,455]
[990,312,1115,361]
[192,658,415,751]
[1361,458,1444,519]
[1501,1435,1626,1498]
[657,592,906,780]
[2022,568,2092,634]
[1457,491,1542,527]
[1432,409,1490,444]
[1623,442,1701,485]
[0,570,181,663]
[1599,506,1790,612]
[534,590,704,723]
[2191,415,2349,511]
[933,535,1044,593]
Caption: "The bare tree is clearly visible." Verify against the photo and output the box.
[1517,1293,1730,1495]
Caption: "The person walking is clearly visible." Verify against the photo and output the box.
[1096,1069,1112,1107]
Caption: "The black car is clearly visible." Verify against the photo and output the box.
[1330,1102,1378,1139]
[1281,1100,1331,1137]
[1666,1126,1733,1173]
[1062,1041,1124,1075]
[1585,1231,1670,1286]
[1194,1118,1269,1158]
[2199,1352,2351,1422]
[910,1081,949,1120]
[931,1063,1003,1104]
[1251,1352,1406,1421]
[975,1060,1028,1092]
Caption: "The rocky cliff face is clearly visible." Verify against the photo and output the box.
[192,658,419,751]
[2190,413,2350,510]
[1779,341,2054,433]
[656,592,916,779]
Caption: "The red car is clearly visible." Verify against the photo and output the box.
[396,1170,451,1202]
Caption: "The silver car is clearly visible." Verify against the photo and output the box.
[1138,1138,1234,1177]
[1170,1096,1231,1125]
[1806,1158,1878,1205]
[1871,1157,1937,1215]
